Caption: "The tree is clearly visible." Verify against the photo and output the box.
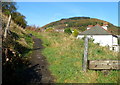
[64,28,72,34]
[12,12,27,28]
[2,2,17,16]
[2,2,27,28]
[72,29,79,37]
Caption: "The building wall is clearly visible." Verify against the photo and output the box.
[54,29,64,32]
[112,36,118,45]
[77,35,119,52]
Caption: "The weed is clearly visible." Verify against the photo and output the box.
[28,30,119,83]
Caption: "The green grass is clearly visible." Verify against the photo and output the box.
[7,27,34,58]
[28,30,119,83]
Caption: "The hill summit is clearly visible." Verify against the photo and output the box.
[41,17,119,35]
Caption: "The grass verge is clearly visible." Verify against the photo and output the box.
[29,30,119,83]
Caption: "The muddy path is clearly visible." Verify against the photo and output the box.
[28,36,54,84]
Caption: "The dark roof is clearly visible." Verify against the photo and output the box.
[79,25,112,35]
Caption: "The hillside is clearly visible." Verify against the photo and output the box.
[2,14,33,56]
[2,2,119,84]
[2,14,34,84]
[2,13,119,83]
[28,31,119,83]
[41,17,119,35]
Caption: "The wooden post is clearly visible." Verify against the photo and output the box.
[83,36,89,72]
[4,15,11,39]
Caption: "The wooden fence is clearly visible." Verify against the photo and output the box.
[83,37,120,72]
[88,60,120,70]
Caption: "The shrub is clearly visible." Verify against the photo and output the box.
[72,29,79,37]
[89,38,94,42]
[64,28,72,34]
[45,28,54,32]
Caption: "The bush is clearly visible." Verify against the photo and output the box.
[45,28,54,32]
[64,28,72,34]
[72,29,79,37]
[89,38,94,42]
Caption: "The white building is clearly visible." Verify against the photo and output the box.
[77,25,119,52]
[54,29,64,32]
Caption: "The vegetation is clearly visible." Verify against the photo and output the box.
[64,28,72,34]
[2,24,34,84]
[29,31,119,83]
[41,17,119,35]
[2,2,119,84]
[2,2,27,28]
[3,32,34,84]
[72,29,79,37]
[45,27,54,32]
[2,2,33,84]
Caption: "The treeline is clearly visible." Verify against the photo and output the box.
[2,2,27,28]
[61,17,90,20]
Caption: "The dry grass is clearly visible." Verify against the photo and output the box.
[29,31,119,83]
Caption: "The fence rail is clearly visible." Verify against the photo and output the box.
[83,37,120,71]
[88,60,120,70]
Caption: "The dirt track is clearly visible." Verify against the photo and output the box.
[29,36,54,84]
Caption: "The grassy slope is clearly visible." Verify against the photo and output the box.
[41,17,119,35]
[2,14,33,57]
[29,30,119,83]
[2,17,34,84]
[11,26,33,47]
[9,26,33,57]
